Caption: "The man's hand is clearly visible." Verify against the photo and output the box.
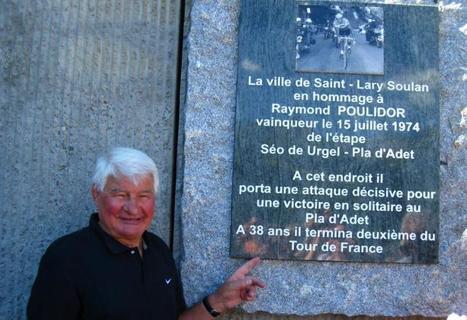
[207,257,266,314]
[178,258,265,320]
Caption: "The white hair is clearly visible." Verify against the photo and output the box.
[92,147,159,193]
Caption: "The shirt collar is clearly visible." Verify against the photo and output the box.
[89,213,148,254]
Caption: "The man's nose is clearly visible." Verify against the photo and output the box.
[123,197,139,214]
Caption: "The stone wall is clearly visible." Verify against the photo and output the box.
[0,0,182,318]
[179,0,466,318]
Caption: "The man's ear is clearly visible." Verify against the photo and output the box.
[91,184,99,201]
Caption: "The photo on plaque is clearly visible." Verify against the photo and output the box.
[295,4,384,74]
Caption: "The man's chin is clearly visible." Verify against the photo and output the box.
[117,224,147,237]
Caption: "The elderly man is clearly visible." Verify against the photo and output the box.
[27,147,265,320]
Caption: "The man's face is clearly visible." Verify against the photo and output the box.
[92,175,155,247]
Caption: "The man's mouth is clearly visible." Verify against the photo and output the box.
[119,217,144,224]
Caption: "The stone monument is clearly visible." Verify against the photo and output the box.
[180,0,466,318]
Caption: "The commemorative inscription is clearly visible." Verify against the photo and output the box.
[230,1,439,263]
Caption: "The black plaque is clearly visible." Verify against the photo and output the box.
[230,0,439,263]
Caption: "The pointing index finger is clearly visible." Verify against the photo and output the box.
[229,257,261,280]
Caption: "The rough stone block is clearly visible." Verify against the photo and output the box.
[180,0,466,317]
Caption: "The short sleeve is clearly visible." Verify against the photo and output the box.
[175,268,187,317]
[27,246,81,320]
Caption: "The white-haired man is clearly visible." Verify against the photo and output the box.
[27,147,265,320]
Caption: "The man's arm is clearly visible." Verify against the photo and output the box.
[27,249,80,320]
[179,257,265,320]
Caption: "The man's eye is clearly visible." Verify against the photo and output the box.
[114,193,126,198]
[140,194,153,199]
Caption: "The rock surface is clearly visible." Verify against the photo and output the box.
[0,1,181,318]
[180,0,466,317]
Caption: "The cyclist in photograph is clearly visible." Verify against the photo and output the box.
[333,13,351,37]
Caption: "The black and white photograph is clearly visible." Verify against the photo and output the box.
[295,4,384,74]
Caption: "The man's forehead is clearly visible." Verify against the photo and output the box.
[104,174,154,190]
